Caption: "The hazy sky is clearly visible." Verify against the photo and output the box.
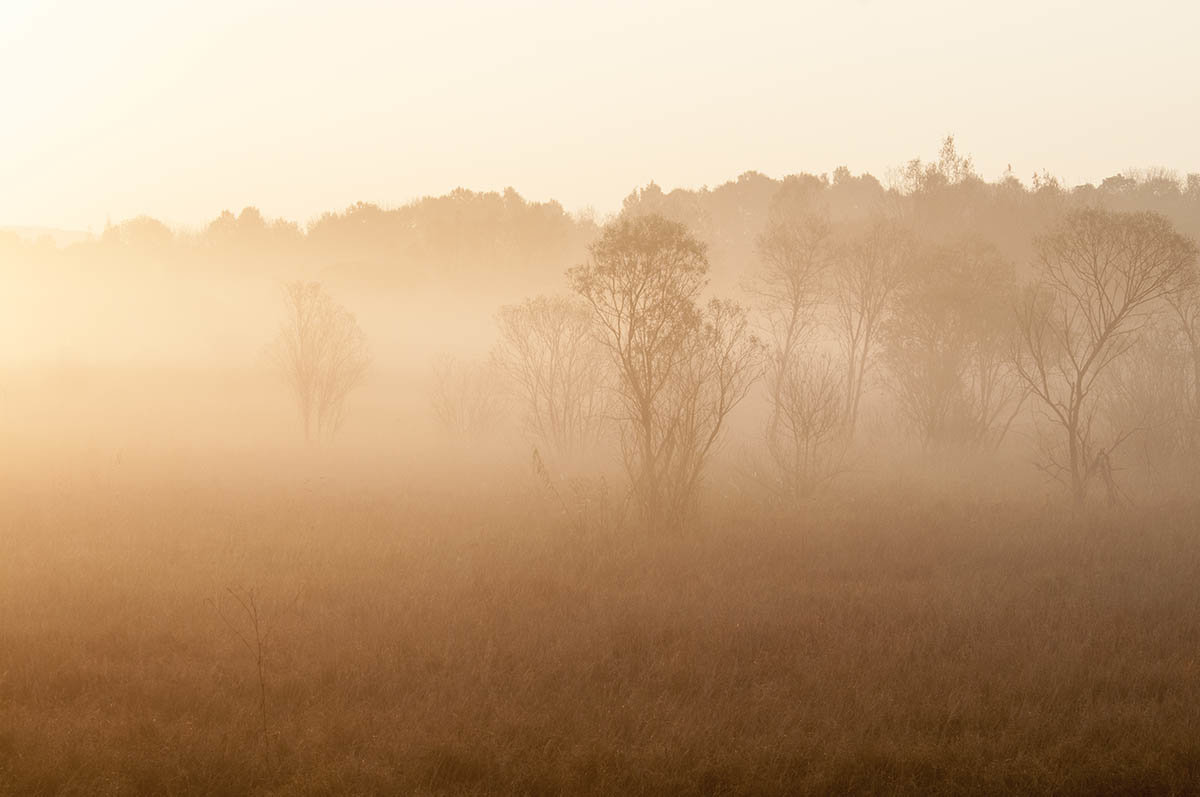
[2,0,1197,231]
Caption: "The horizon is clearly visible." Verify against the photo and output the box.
[5,155,1197,240]
[3,0,1198,232]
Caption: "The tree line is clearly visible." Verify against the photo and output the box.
[1,188,595,289]
[8,136,1200,523]
[5,137,1199,292]
[276,150,1199,527]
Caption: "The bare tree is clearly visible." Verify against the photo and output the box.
[570,215,760,531]
[1013,208,1197,504]
[270,281,369,442]
[762,350,847,502]
[429,354,506,441]
[1104,325,1197,487]
[656,299,762,521]
[750,194,831,368]
[493,295,609,464]
[1103,275,1200,489]
[748,198,846,500]
[831,217,913,433]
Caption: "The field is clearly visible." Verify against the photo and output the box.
[4,466,1200,795]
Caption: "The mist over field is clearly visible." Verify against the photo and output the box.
[4,1,1200,794]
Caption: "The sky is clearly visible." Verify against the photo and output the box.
[1,0,1197,232]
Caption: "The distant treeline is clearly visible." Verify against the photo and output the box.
[1,187,595,288]
[3,138,1198,291]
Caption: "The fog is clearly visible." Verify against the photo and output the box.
[4,156,1198,500]
[4,3,1200,794]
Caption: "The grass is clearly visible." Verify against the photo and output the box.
[3,473,1200,794]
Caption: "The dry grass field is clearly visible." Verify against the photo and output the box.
[7,2,1200,794]
[4,469,1200,795]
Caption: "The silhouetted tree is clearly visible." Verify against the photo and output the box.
[494,295,609,463]
[896,134,978,195]
[751,184,831,367]
[1014,208,1197,503]
[1103,275,1200,486]
[749,186,845,501]
[429,354,505,441]
[1103,325,1198,486]
[762,350,847,500]
[270,282,370,442]
[831,217,913,434]
[570,215,760,531]
[884,238,1023,449]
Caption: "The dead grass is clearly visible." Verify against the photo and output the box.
[2,476,1200,795]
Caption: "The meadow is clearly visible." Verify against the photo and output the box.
[4,461,1199,795]
[6,0,1200,792]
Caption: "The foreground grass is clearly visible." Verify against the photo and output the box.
[2,478,1200,795]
